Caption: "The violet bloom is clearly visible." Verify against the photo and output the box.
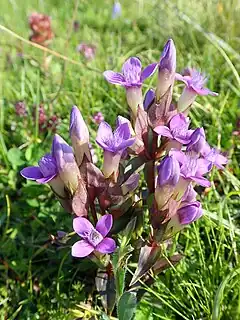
[72,214,116,258]
[103,57,157,117]
[156,39,176,101]
[20,145,66,198]
[112,1,122,19]
[77,43,96,60]
[176,69,218,114]
[155,155,180,210]
[70,106,91,165]
[93,111,104,124]
[181,184,197,203]
[154,113,193,147]
[187,127,206,154]
[170,150,212,188]
[52,134,80,194]
[202,143,228,169]
[165,201,202,238]
[15,101,27,116]
[96,120,135,180]
[21,153,57,184]
[143,89,155,111]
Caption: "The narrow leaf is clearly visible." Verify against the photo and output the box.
[118,292,137,320]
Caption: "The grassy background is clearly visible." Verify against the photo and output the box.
[0,0,240,319]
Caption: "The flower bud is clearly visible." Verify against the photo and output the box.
[70,106,91,166]
[155,155,180,210]
[156,39,176,101]
[143,89,155,111]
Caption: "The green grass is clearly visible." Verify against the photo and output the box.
[0,0,240,319]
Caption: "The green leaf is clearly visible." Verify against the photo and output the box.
[26,198,39,207]
[7,148,25,168]
[118,292,137,320]
[121,217,137,249]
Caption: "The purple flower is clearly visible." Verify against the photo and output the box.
[170,150,212,187]
[77,43,96,60]
[156,39,176,100]
[96,120,135,180]
[70,106,91,165]
[15,101,27,116]
[202,143,228,169]
[187,127,206,154]
[154,113,193,144]
[72,214,116,258]
[177,201,203,225]
[96,121,135,153]
[92,112,104,124]
[103,57,157,117]
[176,69,218,113]
[112,1,122,19]
[155,155,180,210]
[21,153,57,184]
[52,134,80,193]
[143,89,155,111]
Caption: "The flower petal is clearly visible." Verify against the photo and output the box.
[154,126,173,138]
[96,237,116,254]
[96,214,113,237]
[169,149,186,165]
[73,217,94,237]
[191,176,211,187]
[196,158,212,175]
[175,73,188,85]
[116,137,136,152]
[191,85,218,96]
[169,113,189,131]
[36,174,57,184]
[71,240,94,257]
[143,89,155,110]
[103,71,125,86]
[20,166,43,180]
[96,121,114,150]
[122,57,142,85]
[140,63,158,82]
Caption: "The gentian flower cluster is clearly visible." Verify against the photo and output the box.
[20,39,227,314]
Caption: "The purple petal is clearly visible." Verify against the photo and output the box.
[71,240,94,257]
[96,237,116,254]
[191,85,218,96]
[70,105,89,142]
[103,71,125,86]
[143,89,155,110]
[140,63,158,82]
[96,121,114,150]
[38,153,58,177]
[96,214,113,237]
[122,57,142,85]
[20,166,43,180]
[52,134,75,171]
[159,39,176,73]
[116,137,136,152]
[154,126,173,138]
[178,202,202,225]
[214,153,228,169]
[196,158,212,175]
[36,174,56,184]
[114,122,131,141]
[175,73,188,85]
[191,176,211,187]
[169,149,186,165]
[73,217,94,237]
[169,113,189,131]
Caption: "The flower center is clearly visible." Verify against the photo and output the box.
[87,229,103,247]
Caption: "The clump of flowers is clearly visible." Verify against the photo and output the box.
[92,111,104,124]
[15,101,27,116]
[29,12,54,46]
[77,43,96,61]
[21,39,227,317]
